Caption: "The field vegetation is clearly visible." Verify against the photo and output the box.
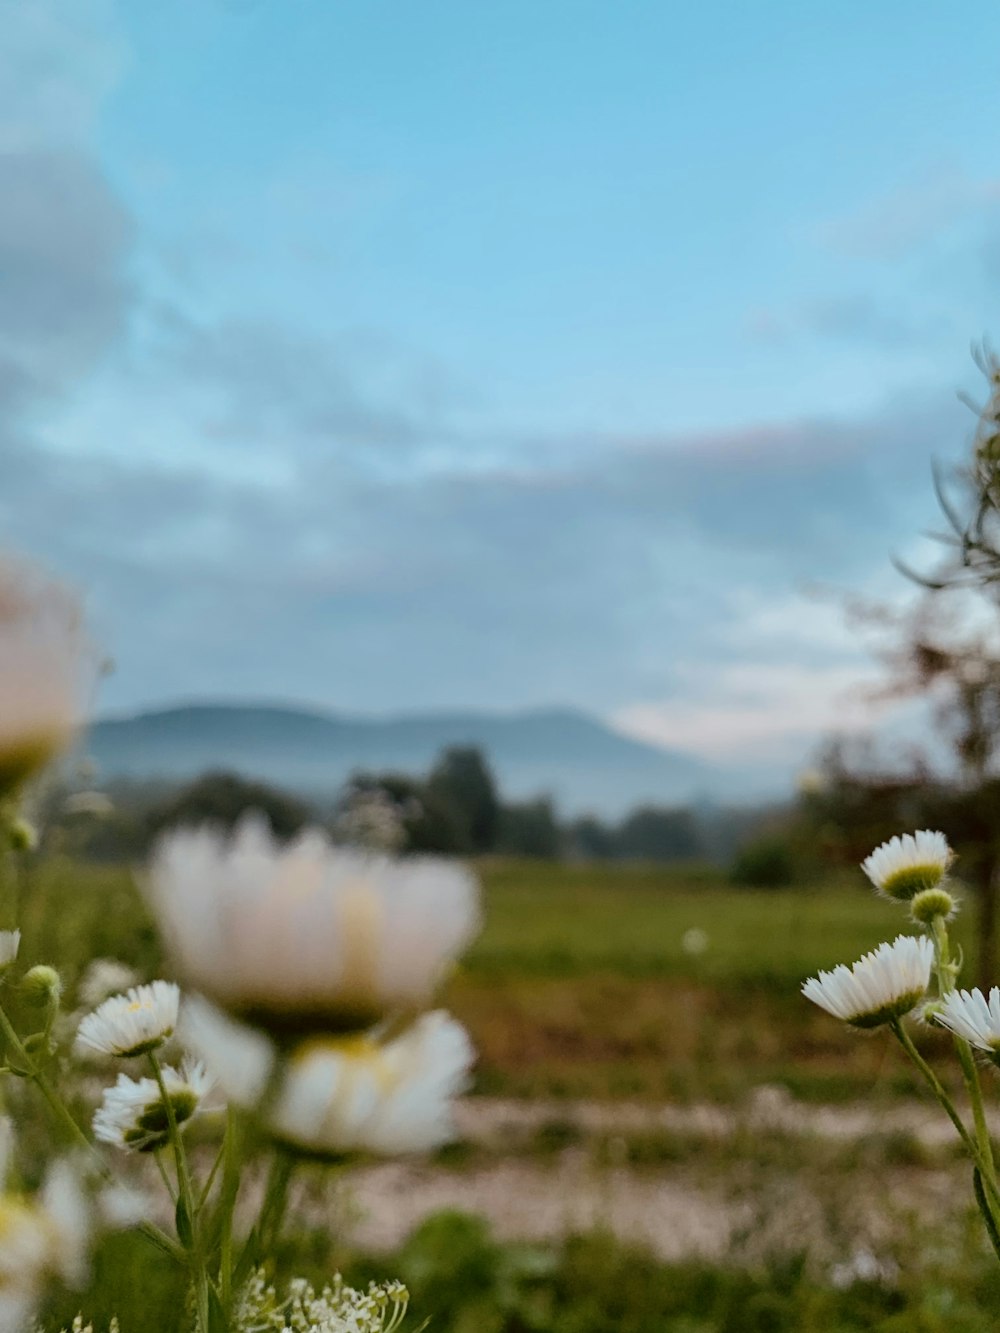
[17,851,1000,1329]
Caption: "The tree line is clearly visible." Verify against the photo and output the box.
[46,745,770,866]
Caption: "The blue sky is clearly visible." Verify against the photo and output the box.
[3,0,1000,783]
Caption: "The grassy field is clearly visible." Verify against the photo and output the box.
[12,853,1000,1331]
[13,853,979,1104]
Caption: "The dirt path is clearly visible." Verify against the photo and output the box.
[331,1088,970,1258]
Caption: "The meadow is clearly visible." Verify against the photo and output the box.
[17,854,1000,1330]
[22,854,973,1103]
[11,847,1000,1327]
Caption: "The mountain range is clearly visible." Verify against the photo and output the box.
[85,702,747,816]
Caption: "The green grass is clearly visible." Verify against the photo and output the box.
[10,854,977,1104]
[44,1208,1000,1333]
[10,854,999,1330]
[467,860,974,987]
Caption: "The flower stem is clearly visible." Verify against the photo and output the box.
[892,1020,1000,1218]
[259,1148,295,1251]
[0,999,95,1158]
[218,1105,241,1312]
[149,1052,210,1333]
[931,916,1000,1202]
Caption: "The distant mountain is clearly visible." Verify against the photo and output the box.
[85,702,730,816]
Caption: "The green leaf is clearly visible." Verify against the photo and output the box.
[207,1283,228,1333]
[175,1194,194,1249]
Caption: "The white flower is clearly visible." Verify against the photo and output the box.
[935,987,1000,1060]
[237,1270,409,1333]
[0,1162,89,1333]
[147,818,481,1034]
[93,1061,212,1153]
[185,998,473,1156]
[681,927,708,957]
[77,958,140,1011]
[181,997,274,1108]
[0,931,19,971]
[0,557,91,795]
[861,830,953,901]
[76,980,180,1058]
[802,934,933,1028]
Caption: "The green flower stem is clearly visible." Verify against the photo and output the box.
[149,1051,210,1333]
[154,1147,179,1205]
[891,1020,1000,1219]
[258,1148,295,1252]
[931,916,999,1196]
[218,1105,241,1313]
[0,999,95,1157]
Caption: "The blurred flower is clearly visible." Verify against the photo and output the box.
[0,557,91,798]
[862,831,953,901]
[77,959,140,1011]
[935,987,1000,1061]
[0,931,19,972]
[93,1061,211,1153]
[185,998,473,1156]
[0,1162,89,1333]
[802,935,933,1028]
[681,927,708,957]
[830,1246,898,1289]
[334,788,409,853]
[795,768,826,796]
[76,981,180,1058]
[147,819,480,1036]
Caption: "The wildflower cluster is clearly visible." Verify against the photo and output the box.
[803,829,1000,1259]
[235,1271,408,1333]
[0,553,478,1330]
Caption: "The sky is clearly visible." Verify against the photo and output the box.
[3,0,1000,785]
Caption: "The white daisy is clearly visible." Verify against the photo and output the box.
[861,830,953,901]
[76,980,180,1058]
[93,1060,212,1153]
[935,987,1000,1060]
[146,819,481,1035]
[802,934,933,1028]
[0,557,91,796]
[0,931,19,971]
[184,998,473,1157]
[0,1162,89,1333]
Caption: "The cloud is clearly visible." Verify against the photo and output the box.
[815,162,1000,261]
[614,661,890,763]
[0,0,125,152]
[747,295,952,350]
[0,149,133,385]
[2,370,963,775]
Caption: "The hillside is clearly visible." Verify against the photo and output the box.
[86,702,725,816]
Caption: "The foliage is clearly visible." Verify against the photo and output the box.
[730,836,796,888]
[496,798,562,858]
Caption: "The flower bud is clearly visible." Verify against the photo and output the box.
[910,887,957,925]
[7,818,37,854]
[20,965,61,1007]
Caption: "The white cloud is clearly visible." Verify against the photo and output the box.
[815,161,1000,261]
[614,660,893,764]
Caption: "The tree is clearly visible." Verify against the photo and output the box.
[425,747,501,854]
[497,798,562,858]
[566,814,619,860]
[334,771,465,854]
[616,806,703,862]
[144,770,311,843]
